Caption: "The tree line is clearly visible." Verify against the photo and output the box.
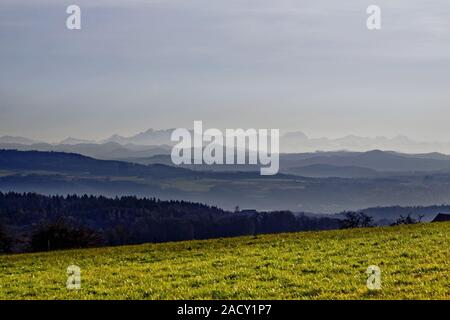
[0,192,341,253]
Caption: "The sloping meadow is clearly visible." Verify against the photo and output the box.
[0,222,448,299]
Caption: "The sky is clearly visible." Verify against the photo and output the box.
[0,0,449,143]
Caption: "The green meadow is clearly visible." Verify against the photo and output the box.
[0,222,448,300]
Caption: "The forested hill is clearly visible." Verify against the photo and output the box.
[0,192,340,252]
[0,149,197,179]
[0,149,289,180]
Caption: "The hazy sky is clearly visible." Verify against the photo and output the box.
[0,0,449,142]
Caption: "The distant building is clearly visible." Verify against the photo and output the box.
[432,213,450,222]
[239,209,258,214]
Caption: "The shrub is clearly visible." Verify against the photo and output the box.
[30,219,102,252]
[0,224,12,253]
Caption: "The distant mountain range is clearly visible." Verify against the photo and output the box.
[122,149,450,177]
[59,137,96,145]
[282,150,450,173]
[5,129,450,153]
[4,130,450,220]
[0,136,39,145]
[3,150,450,214]
[281,132,450,153]
[4,136,450,177]
[101,128,175,146]
[0,141,172,160]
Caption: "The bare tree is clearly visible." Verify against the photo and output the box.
[391,214,422,226]
[340,212,375,229]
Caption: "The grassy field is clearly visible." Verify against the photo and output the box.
[0,222,448,300]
